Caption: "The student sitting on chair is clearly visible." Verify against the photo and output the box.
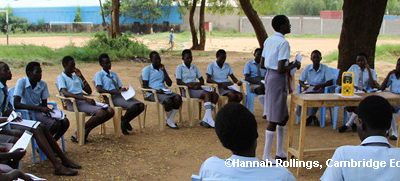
[0,61,80,176]
[141,51,182,129]
[56,56,115,143]
[321,95,400,180]
[380,57,400,140]
[297,50,334,126]
[198,103,295,180]
[13,62,70,141]
[338,53,379,133]
[176,49,219,128]
[243,48,267,117]
[206,49,243,103]
[94,53,145,135]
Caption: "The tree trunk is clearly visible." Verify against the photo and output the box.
[190,0,201,50]
[338,0,388,73]
[238,0,268,48]
[98,0,107,31]
[111,0,121,38]
[198,0,206,50]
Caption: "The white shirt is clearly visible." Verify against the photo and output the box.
[347,64,377,90]
[262,32,290,70]
[199,155,295,181]
[321,136,400,181]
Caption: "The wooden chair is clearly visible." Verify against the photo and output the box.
[206,83,245,111]
[175,85,203,127]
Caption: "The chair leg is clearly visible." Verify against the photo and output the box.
[179,105,183,124]
[320,107,326,128]
[143,105,147,129]
[189,100,194,127]
[78,113,86,146]
[113,107,123,137]
[198,102,202,120]
[31,140,37,164]
[60,135,66,152]
[137,111,142,133]
[157,104,165,131]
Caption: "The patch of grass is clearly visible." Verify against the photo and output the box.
[1,32,96,37]
[323,44,400,63]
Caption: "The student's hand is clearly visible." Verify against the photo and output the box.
[0,146,8,152]
[159,64,165,70]
[156,89,164,94]
[313,85,323,91]
[236,80,242,86]
[85,98,96,105]
[365,64,371,70]
[39,107,53,114]
[9,148,26,160]
[218,83,228,89]
[121,87,128,92]
[74,68,83,77]
[295,61,301,69]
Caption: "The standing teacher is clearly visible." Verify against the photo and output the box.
[261,15,301,162]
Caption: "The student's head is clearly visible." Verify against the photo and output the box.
[0,61,12,81]
[254,48,263,63]
[215,103,258,156]
[272,15,291,34]
[356,53,368,69]
[149,51,161,68]
[26,61,42,83]
[357,95,392,141]
[181,49,192,66]
[216,49,226,64]
[311,50,322,66]
[62,56,76,74]
[99,53,111,71]
[396,57,400,72]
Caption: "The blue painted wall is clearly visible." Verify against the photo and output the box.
[11,6,183,25]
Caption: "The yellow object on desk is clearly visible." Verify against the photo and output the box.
[341,71,354,96]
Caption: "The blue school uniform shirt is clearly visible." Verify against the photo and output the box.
[386,73,400,94]
[299,64,334,86]
[347,64,377,90]
[56,72,84,94]
[0,82,11,117]
[262,32,291,70]
[94,70,123,91]
[14,77,49,106]
[175,63,202,84]
[206,61,233,83]
[141,64,166,89]
[243,59,267,78]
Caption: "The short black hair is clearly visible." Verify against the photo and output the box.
[26,61,41,74]
[0,61,6,69]
[357,53,368,59]
[358,95,392,131]
[149,51,159,59]
[215,103,258,152]
[311,50,321,57]
[62,56,74,67]
[99,53,110,64]
[254,48,262,55]
[181,49,192,59]
[216,49,226,58]
[272,15,289,31]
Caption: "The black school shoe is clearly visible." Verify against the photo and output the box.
[275,155,287,161]
[338,125,348,133]
[389,135,398,141]
[351,123,357,132]
[166,123,179,129]
[121,121,131,135]
[200,121,212,128]
[306,116,319,126]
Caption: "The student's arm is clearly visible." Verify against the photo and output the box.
[13,96,51,113]
[380,70,395,91]
[96,85,120,95]
[314,80,334,90]
[60,88,95,105]
[161,65,173,87]
[74,68,92,95]
[229,74,242,86]
[277,60,300,74]
[366,65,379,88]
[299,80,308,89]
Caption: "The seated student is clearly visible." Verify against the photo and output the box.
[56,56,115,143]
[298,50,334,126]
[176,49,219,128]
[94,53,145,135]
[207,49,243,103]
[380,57,400,140]
[339,53,379,133]
[0,61,80,176]
[198,103,295,180]
[321,95,400,180]
[243,48,267,117]
[141,51,182,129]
[0,166,33,181]
[13,62,70,141]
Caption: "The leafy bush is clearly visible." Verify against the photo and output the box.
[0,8,29,33]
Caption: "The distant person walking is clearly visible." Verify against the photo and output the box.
[167,28,174,51]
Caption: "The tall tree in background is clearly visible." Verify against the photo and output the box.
[111,0,120,38]
[238,0,267,47]
[337,0,388,72]
[187,0,201,49]
[99,0,108,31]
[198,0,206,49]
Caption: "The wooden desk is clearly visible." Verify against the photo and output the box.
[286,92,400,176]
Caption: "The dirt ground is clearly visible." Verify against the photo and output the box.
[1,35,400,180]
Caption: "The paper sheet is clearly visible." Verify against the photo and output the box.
[335,93,362,98]
[50,109,65,119]
[95,102,109,108]
[17,173,46,181]
[201,86,214,92]
[10,119,40,129]
[162,88,172,94]
[227,85,240,92]
[7,111,19,122]
[261,80,265,84]
[121,85,136,100]
[9,130,33,153]
[295,52,303,62]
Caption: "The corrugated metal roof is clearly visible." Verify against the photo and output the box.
[0,0,104,8]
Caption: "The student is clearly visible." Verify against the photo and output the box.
[56,56,115,143]
[321,95,400,180]
[338,53,379,133]
[176,49,219,128]
[13,62,70,141]
[243,48,267,117]
[0,61,80,176]
[261,15,301,162]
[380,57,400,140]
[94,53,145,135]
[206,49,243,103]
[141,51,182,129]
[198,103,295,180]
[167,28,174,51]
[298,50,334,126]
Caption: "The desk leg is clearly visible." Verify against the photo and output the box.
[286,97,296,159]
[296,104,308,176]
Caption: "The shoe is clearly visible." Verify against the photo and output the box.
[200,121,212,128]
[54,167,78,176]
[338,125,348,133]
[166,122,179,129]
[306,116,313,126]
[63,162,82,169]
[71,135,89,144]
[262,115,266,119]
[351,123,357,132]
[389,135,398,140]
[275,155,287,161]
[311,116,320,126]
[121,122,130,135]
[126,122,133,131]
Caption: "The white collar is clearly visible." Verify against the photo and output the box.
[0,81,4,89]
[214,61,226,69]
[182,63,193,69]
[101,69,112,76]
[228,154,259,162]
[274,32,284,38]
[309,64,323,72]
[361,136,390,146]
[23,77,43,89]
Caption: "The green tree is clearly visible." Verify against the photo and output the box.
[386,0,400,15]
[74,7,82,22]
[0,7,29,33]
